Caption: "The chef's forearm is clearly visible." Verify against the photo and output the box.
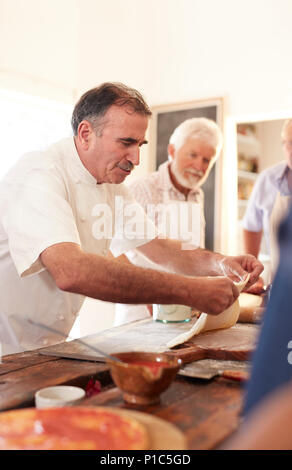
[243,229,262,258]
[68,252,196,305]
[41,242,239,315]
[41,242,195,306]
[77,256,238,316]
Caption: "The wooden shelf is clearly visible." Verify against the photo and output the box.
[238,170,258,181]
[237,132,261,156]
[238,199,249,207]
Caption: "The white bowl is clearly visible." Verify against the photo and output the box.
[35,385,85,409]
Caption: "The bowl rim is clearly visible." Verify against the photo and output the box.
[106,351,182,370]
[35,385,86,402]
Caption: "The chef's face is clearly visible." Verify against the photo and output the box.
[79,105,149,184]
[169,136,216,190]
[282,123,292,170]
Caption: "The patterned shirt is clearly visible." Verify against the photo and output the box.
[114,160,205,326]
[128,160,205,247]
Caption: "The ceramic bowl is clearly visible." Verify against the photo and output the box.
[35,385,85,409]
[107,351,182,405]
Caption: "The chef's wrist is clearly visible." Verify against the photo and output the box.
[206,251,226,276]
[189,248,224,276]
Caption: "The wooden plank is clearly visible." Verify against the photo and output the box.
[167,324,258,363]
[0,358,111,412]
[0,350,58,376]
[155,378,242,450]
[40,320,259,365]
[81,376,242,450]
[0,346,243,449]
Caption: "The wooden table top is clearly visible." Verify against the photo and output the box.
[0,347,243,450]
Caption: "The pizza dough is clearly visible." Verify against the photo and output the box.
[167,274,250,349]
[0,407,149,450]
[238,292,263,323]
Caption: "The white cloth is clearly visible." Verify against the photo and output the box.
[0,311,23,356]
[0,137,155,353]
[114,160,205,326]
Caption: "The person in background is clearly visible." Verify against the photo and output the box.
[242,119,292,291]
[243,202,292,415]
[115,117,223,326]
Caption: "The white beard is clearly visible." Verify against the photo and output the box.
[171,159,204,190]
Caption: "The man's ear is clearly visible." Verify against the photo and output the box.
[168,143,176,160]
[77,120,93,150]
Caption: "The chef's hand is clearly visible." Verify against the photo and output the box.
[245,276,264,294]
[193,277,239,315]
[218,255,263,289]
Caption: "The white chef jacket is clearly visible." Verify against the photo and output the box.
[114,160,204,326]
[0,137,155,354]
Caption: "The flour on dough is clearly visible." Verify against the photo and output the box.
[167,274,250,349]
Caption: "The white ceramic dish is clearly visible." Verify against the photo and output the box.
[35,385,85,409]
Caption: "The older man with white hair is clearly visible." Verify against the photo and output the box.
[114,117,223,326]
[169,117,222,196]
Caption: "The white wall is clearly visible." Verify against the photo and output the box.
[76,0,292,114]
[0,0,78,102]
[1,0,292,335]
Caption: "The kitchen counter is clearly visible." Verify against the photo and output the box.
[0,344,244,450]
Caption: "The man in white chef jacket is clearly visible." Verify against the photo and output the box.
[115,117,223,326]
[0,82,262,355]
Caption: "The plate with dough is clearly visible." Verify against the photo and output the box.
[0,406,187,451]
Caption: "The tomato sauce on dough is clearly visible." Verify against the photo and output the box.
[0,407,147,450]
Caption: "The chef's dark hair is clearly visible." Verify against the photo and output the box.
[71,82,152,135]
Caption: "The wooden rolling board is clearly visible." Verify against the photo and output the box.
[40,319,259,366]
[166,323,259,363]
[0,350,58,376]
